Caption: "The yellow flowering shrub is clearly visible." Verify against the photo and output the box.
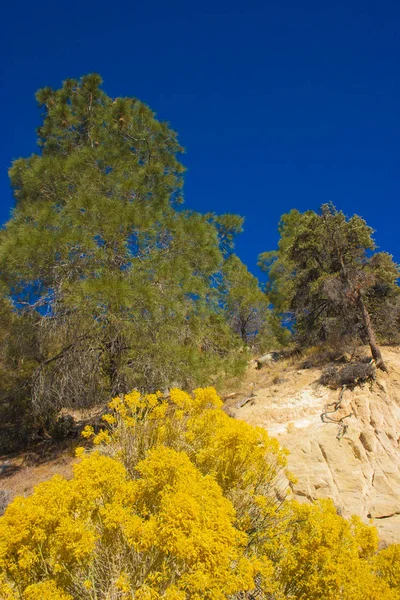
[272,499,398,599]
[0,387,398,599]
[0,448,266,598]
[23,580,73,600]
[374,544,400,595]
[106,386,291,549]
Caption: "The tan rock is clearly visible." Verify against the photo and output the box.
[233,347,400,546]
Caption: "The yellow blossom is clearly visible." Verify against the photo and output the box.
[0,387,395,600]
[102,413,116,425]
[93,429,111,445]
[81,425,94,439]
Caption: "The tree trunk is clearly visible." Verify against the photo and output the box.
[358,293,387,372]
[104,335,127,395]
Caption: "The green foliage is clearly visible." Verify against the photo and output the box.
[259,204,400,351]
[0,74,257,440]
[221,254,279,350]
[0,298,38,449]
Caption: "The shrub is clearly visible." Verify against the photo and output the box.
[274,500,398,599]
[374,544,400,593]
[0,387,397,599]
[320,362,376,389]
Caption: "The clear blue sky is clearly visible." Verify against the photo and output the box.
[1,0,399,275]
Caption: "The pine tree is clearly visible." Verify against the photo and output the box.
[0,74,246,434]
[221,254,275,349]
[259,204,399,369]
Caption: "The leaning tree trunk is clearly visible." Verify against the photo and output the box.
[358,293,387,372]
[338,254,387,372]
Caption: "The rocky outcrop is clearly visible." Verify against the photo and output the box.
[232,347,400,546]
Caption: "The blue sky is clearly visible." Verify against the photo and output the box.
[1,0,399,275]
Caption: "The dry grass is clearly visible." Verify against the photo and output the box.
[0,439,78,507]
[219,345,374,413]
[219,354,299,411]
[0,402,110,513]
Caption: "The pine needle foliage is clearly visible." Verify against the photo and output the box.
[0,74,254,443]
[259,204,400,366]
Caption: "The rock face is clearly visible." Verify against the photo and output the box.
[232,347,400,546]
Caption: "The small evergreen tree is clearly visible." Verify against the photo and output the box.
[259,204,399,369]
[221,254,275,350]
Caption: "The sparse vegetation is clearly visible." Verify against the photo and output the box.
[320,361,376,390]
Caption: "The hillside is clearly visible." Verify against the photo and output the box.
[228,346,400,546]
[2,347,400,550]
